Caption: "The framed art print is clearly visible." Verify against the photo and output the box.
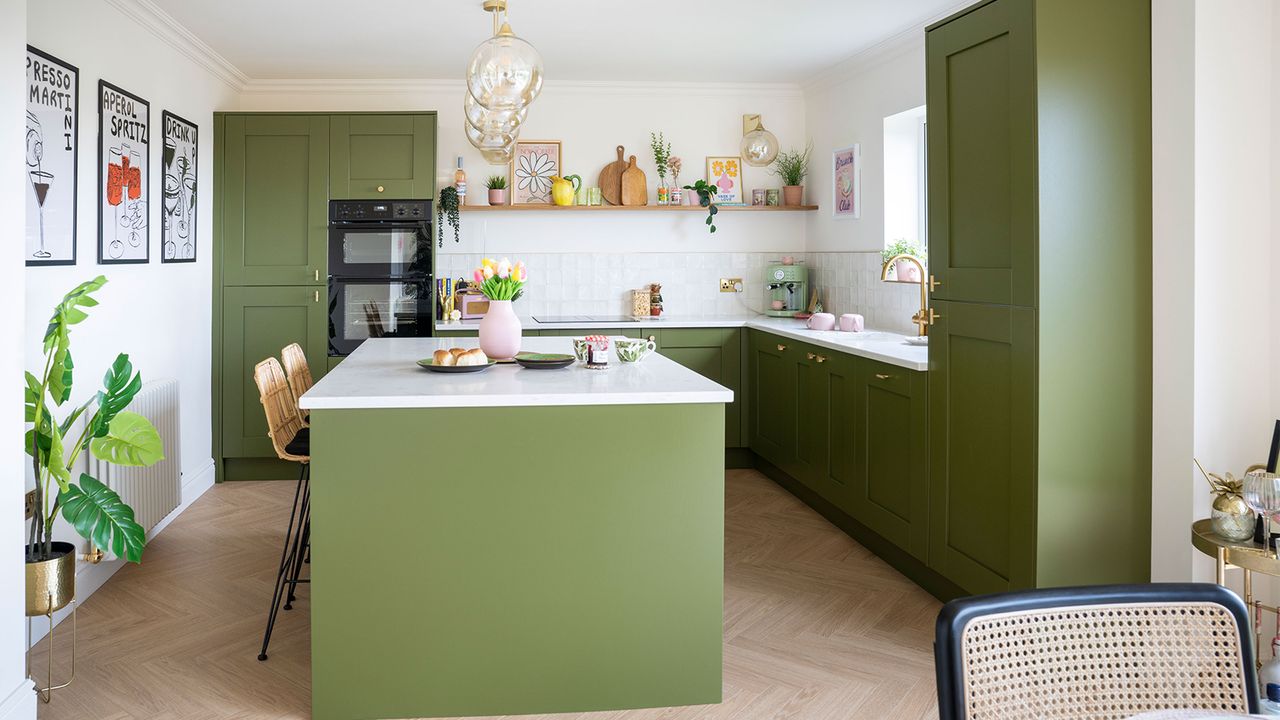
[26,46,78,266]
[510,140,561,204]
[833,144,860,219]
[705,156,742,204]
[161,111,197,263]
[98,80,149,264]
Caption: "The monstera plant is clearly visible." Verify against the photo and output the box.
[25,276,163,565]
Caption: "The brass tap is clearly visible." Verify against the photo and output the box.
[880,254,933,337]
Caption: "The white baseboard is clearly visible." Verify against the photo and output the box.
[26,459,217,649]
[0,678,35,720]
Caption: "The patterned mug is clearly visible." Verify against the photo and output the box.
[615,337,656,363]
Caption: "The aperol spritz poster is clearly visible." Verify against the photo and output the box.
[98,80,149,264]
[25,46,77,266]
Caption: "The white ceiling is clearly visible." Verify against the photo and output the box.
[146,0,966,83]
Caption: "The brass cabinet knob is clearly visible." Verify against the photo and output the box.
[807,353,816,360]
[648,335,656,343]
[875,373,894,380]
[777,344,787,352]
[377,185,385,193]
[816,355,827,363]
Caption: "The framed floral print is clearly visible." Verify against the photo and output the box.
[705,156,742,205]
[510,140,561,204]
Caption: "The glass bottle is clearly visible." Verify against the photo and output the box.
[454,156,467,204]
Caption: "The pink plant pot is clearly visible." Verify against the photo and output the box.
[488,188,507,206]
[478,300,521,360]
[895,259,921,283]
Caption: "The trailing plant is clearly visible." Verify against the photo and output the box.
[438,186,461,247]
[772,143,813,187]
[484,174,508,190]
[683,179,720,234]
[25,276,163,564]
[650,132,672,182]
[880,238,927,264]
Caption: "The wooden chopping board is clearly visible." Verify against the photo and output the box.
[598,145,627,206]
[621,155,648,206]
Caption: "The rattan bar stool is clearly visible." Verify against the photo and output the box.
[253,357,310,662]
[934,583,1258,720]
[279,342,316,604]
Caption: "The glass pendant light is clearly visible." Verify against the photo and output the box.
[740,114,780,167]
[465,0,544,112]
[465,92,527,137]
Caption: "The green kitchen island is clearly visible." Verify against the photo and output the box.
[299,337,731,720]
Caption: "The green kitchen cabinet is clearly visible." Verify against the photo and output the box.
[658,329,743,448]
[219,114,329,287]
[852,359,929,562]
[924,0,1151,592]
[330,114,437,200]
[220,285,328,458]
[788,343,827,489]
[747,331,795,469]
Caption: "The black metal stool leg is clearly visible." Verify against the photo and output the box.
[258,463,307,661]
[284,487,310,610]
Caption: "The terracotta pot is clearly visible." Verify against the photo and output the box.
[478,300,521,360]
[26,542,76,617]
[488,188,507,206]
[782,185,804,206]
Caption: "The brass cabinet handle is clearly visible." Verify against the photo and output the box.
[314,269,320,282]
[807,352,816,360]
[314,290,320,303]
[929,274,942,292]
[648,335,656,343]
[928,307,942,324]
[875,373,894,380]
[377,185,385,193]
[816,355,827,363]
[777,344,787,352]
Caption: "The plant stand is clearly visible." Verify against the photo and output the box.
[27,595,75,703]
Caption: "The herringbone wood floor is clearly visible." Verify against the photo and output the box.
[34,469,941,720]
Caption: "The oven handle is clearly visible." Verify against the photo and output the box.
[328,220,431,231]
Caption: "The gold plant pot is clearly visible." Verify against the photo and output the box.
[25,542,76,617]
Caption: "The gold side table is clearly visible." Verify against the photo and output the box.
[1192,518,1275,664]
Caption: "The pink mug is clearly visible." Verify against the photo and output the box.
[806,312,836,331]
[839,314,865,332]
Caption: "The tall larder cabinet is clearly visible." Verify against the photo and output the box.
[925,0,1152,594]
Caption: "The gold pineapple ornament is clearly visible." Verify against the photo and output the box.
[1197,459,1256,541]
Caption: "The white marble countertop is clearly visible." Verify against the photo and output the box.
[300,337,734,410]
[437,314,929,371]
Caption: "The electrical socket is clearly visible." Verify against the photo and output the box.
[24,490,36,520]
[720,278,743,293]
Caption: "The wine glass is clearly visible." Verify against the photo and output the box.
[107,147,124,259]
[1244,471,1280,555]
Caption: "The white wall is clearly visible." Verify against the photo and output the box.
[23,0,238,638]
[240,80,809,258]
[3,0,36,715]
[803,37,927,253]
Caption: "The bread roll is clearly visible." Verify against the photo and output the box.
[455,348,488,366]
[432,349,455,366]
[448,348,467,358]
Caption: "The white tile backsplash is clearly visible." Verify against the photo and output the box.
[806,252,921,335]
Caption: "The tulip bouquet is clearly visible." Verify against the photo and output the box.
[472,257,527,301]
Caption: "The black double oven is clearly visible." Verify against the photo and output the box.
[327,200,434,356]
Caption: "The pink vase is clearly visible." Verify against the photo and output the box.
[478,299,521,360]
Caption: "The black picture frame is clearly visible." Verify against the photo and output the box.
[25,45,79,267]
[97,79,150,265]
[160,110,197,263]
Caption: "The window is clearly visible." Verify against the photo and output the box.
[883,105,928,250]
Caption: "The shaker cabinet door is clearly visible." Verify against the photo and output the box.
[330,114,437,200]
[221,115,329,286]
[221,286,328,458]
[926,0,1036,307]
[747,331,796,469]
[927,300,1036,594]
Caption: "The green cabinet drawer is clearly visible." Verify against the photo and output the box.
[851,359,928,562]
[927,300,1036,594]
[221,285,328,458]
[330,114,437,200]
[926,0,1036,307]
[220,115,329,286]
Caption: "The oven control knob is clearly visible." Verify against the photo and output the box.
[396,207,406,216]
[411,207,421,216]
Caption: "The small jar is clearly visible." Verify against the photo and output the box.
[585,335,610,369]
[669,187,682,205]
[656,182,669,206]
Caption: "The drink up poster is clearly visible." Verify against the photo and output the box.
[25,46,78,266]
[98,80,149,264]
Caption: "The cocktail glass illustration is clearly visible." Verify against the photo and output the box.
[127,149,143,247]
[107,147,125,259]
[163,173,180,259]
[26,111,53,259]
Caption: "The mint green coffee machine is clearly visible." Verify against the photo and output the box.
[765,262,808,317]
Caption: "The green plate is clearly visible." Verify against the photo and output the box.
[514,352,575,370]
[416,359,497,373]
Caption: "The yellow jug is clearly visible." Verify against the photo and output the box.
[551,175,581,207]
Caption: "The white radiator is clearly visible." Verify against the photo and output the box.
[88,379,182,535]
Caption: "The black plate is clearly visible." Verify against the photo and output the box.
[416,359,497,373]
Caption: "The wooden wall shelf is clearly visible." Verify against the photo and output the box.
[460,204,819,212]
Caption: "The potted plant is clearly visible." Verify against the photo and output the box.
[650,132,672,204]
[881,239,927,282]
[485,174,508,206]
[472,257,528,360]
[437,186,461,246]
[772,144,812,206]
[682,179,719,233]
[25,277,163,620]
